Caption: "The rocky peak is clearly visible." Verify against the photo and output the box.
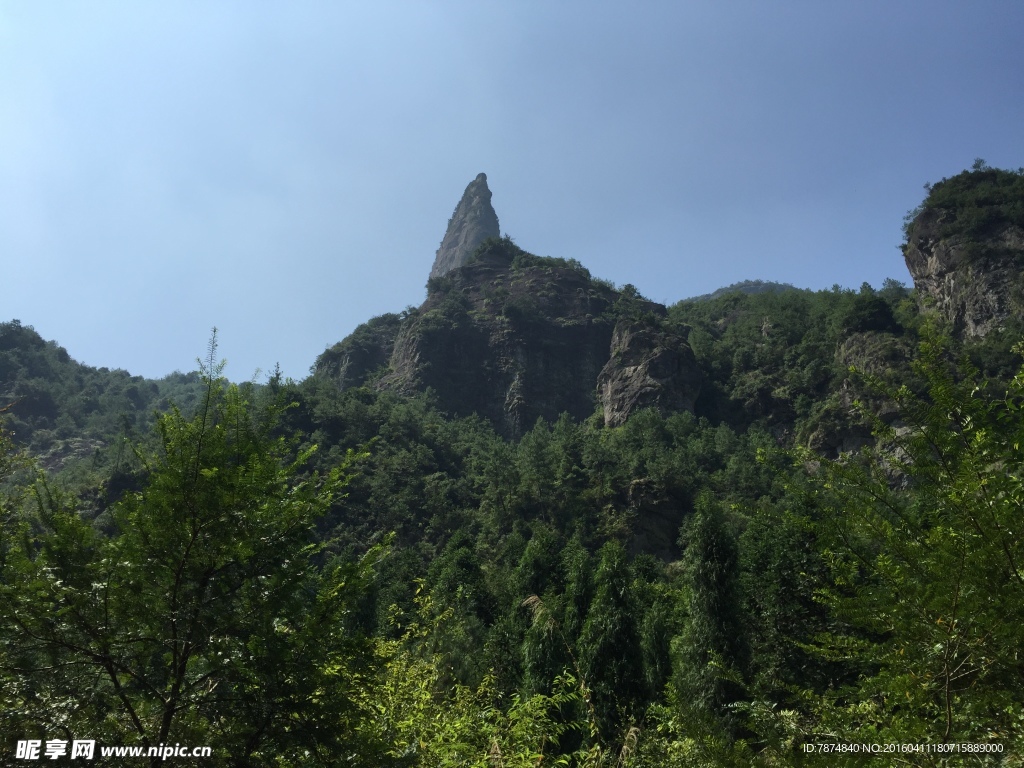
[430,173,501,279]
[316,178,703,440]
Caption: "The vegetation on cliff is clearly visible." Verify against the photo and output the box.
[904,160,1024,242]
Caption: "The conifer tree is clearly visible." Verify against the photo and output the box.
[673,492,747,734]
[578,540,643,740]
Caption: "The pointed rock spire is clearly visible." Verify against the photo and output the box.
[430,173,500,279]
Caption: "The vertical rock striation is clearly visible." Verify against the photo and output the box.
[903,209,1024,338]
[597,321,701,427]
[902,167,1024,338]
[430,173,500,279]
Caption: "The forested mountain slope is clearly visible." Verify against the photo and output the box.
[2,165,1024,765]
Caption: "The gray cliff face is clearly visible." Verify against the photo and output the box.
[429,173,501,279]
[381,255,620,438]
[597,321,701,428]
[903,207,1024,338]
[369,244,702,439]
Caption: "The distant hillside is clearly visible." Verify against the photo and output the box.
[0,320,206,473]
[682,279,800,302]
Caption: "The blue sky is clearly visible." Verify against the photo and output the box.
[2,2,1022,380]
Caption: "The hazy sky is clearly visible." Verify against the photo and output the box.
[2,2,1022,380]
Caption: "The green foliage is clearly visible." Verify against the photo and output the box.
[288,378,498,553]
[467,234,527,266]
[0,341,384,764]
[611,283,661,325]
[0,320,208,486]
[8,178,1024,762]
[686,279,799,303]
[578,541,644,740]
[672,493,747,736]
[669,284,914,447]
[464,235,597,283]
[364,590,598,767]
[425,531,496,685]
[904,164,1024,242]
[315,312,403,386]
[296,321,1024,761]
[840,285,901,336]
[795,334,1024,753]
[739,500,836,699]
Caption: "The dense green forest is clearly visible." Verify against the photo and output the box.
[3,167,1024,765]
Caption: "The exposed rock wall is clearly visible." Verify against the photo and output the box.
[430,173,500,279]
[381,258,621,437]
[903,208,1024,338]
[598,321,701,427]
[373,256,702,437]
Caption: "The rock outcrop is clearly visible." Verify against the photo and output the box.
[902,169,1024,338]
[383,246,622,437]
[316,179,702,438]
[598,321,701,427]
[318,239,702,438]
[904,208,1024,338]
[429,173,500,279]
